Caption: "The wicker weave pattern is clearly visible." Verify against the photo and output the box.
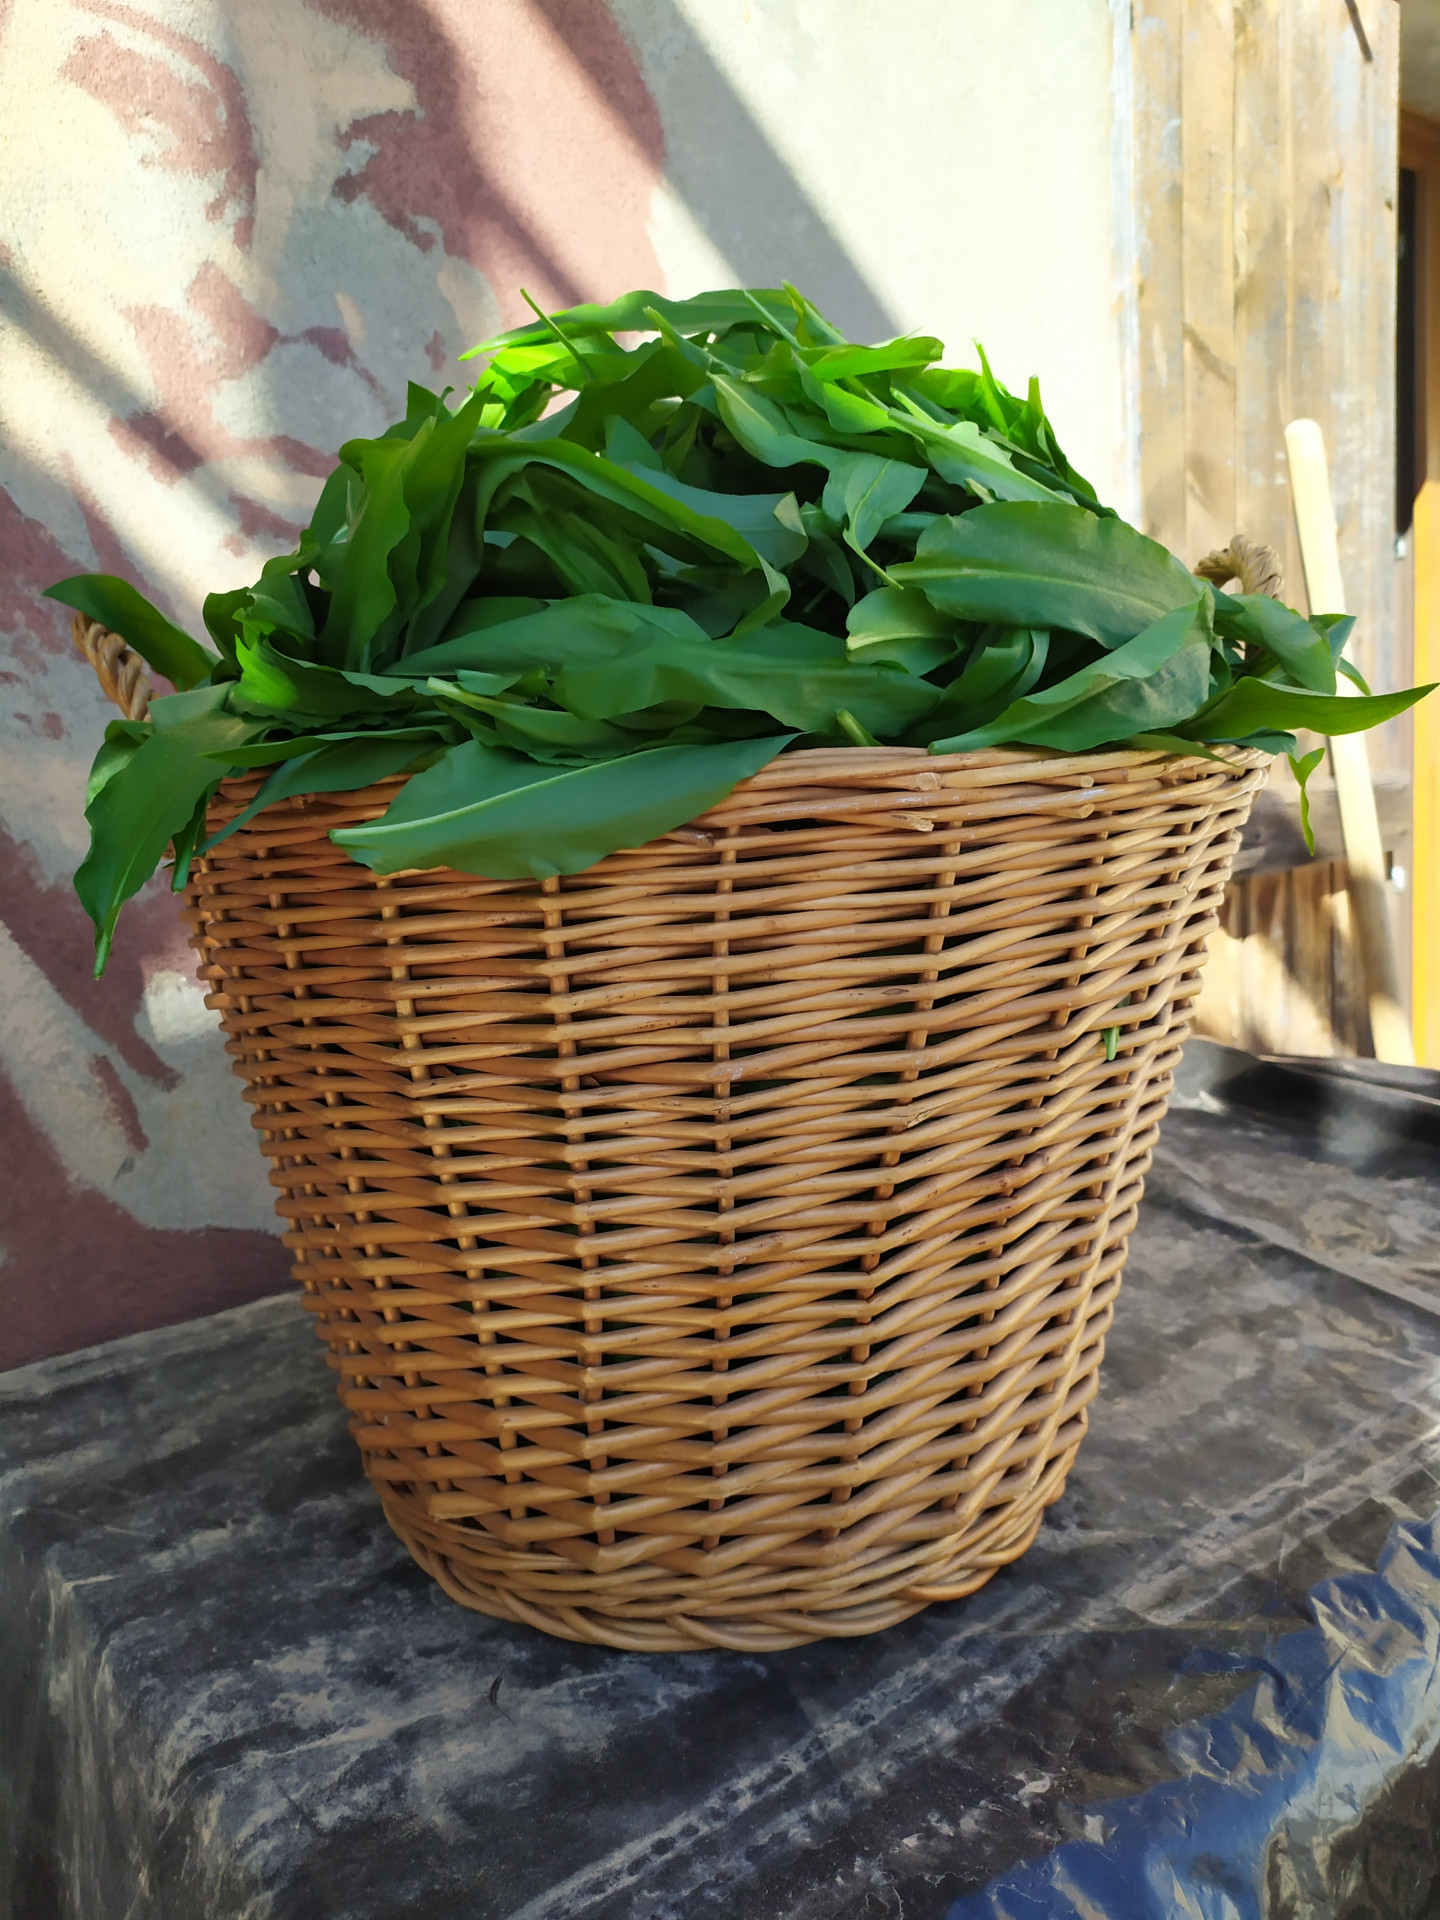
[183,745,1262,1650]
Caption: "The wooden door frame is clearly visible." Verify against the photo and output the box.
[1401,108,1440,1066]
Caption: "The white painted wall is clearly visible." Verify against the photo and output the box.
[616,0,1139,517]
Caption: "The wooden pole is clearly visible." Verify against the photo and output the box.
[1284,418,1415,1065]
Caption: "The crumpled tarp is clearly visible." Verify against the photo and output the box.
[6,1039,1440,1919]
[951,1469,1440,1917]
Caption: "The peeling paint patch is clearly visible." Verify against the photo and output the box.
[315,0,665,326]
[67,0,260,245]
[1,0,673,1362]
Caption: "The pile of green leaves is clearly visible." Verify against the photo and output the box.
[51,284,1429,973]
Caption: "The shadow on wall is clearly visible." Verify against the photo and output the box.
[0,0,895,1371]
[556,0,901,339]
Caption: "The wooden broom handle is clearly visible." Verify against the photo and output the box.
[1284,417,1415,1066]
[72,611,152,722]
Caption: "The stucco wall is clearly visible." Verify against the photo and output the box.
[0,0,1130,1367]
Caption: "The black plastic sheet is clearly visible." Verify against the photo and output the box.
[951,1511,1440,1918]
[5,1040,1440,1918]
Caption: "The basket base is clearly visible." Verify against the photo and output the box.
[376,1439,1080,1653]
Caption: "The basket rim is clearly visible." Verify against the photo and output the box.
[212,739,1269,811]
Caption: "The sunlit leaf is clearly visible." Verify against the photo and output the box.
[333,734,794,878]
[894,503,1199,643]
[74,687,258,971]
[929,602,1210,752]
[58,284,1434,971]
[45,575,219,690]
[1288,745,1327,856]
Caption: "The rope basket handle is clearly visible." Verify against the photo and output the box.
[69,536,1283,727]
[72,611,152,722]
[1193,533,1284,600]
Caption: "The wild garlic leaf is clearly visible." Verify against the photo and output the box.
[1288,745,1327,856]
[75,693,259,972]
[929,601,1211,752]
[45,575,219,690]
[893,503,1200,644]
[332,734,794,879]
[57,281,1433,967]
[1180,677,1432,743]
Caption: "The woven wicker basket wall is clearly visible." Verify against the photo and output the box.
[182,744,1263,1651]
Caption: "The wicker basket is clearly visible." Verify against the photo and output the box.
[167,743,1263,1650]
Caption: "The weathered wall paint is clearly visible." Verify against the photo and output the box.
[619,0,1136,515]
[0,0,1129,1366]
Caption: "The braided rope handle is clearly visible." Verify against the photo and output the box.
[71,611,153,722]
[1193,533,1284,600]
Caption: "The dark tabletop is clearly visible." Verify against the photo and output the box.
[6,1042,1440,1920]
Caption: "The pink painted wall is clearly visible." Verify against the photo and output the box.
[0,0,1132,1369]
[0,0,667,1368]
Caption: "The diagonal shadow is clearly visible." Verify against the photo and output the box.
[541,0,901,341]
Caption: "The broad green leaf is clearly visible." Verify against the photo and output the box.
[906,628,1049,746]
[315,437,409,663]
[332,734,794,879]
[168,786,214,892]
[803,336,944,380]
[798,365,891,435]
[494,497,653,602]
[466,433,772,571]
[893,503,1199,644]
[846,587,956,647]
[905,365,985,420]
[430,680,637,756]
[846,634,953,676]
[604,415,665,471]
[45,575,218,690]
[609,460,808,570]
[466,288,805,356]
[85,718,149,805]
[711,374,843,472]
[1179,675,1435,743]
[201,587,249,667]
[1212,593,1336,694]
[232,632,420,719]
[406,595,711,677]
[553,625,940,738]
[1122,732,1233,764]
[75,691,258,970]
[244,548,319,643]
[930,601,1210,752]
[795,502,857,604]
[822,454,927,555]
[404,464,485,655]
[316,386,488,669]
[210,723,452,768]
[843,585,960,676]
[200,732,443,855]
[384,386,490,651]
[148,682,242,731]
[889,406,1067,504]
[1310,612,1357,662]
